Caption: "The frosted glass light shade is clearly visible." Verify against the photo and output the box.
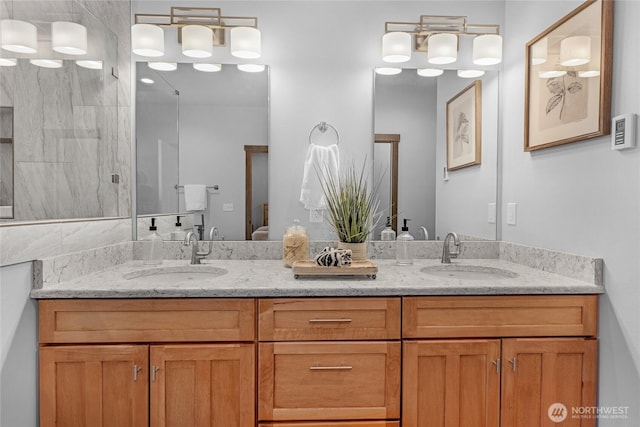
[132,24,164,57]
[531,37,548,65]
[76,60,102,69]
[231,27,261,59]
[457,69,485,78]
[381,32,411,63]
[182,25,212,58]
[52,21,87,55]
[237,63,265,72]
[538,70,567,78]
[473,34,502,65]
[148,61,177,71]
[0,58,17,66]
[560,36,591,66]
[417,68,443,77]
[578,70,600,78]
[0,19,38,53]
[428,33,457,65]
[30,59,63,68]
[194,63,222,72]
[375,67,402,75]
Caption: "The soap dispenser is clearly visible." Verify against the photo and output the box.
[171,215,187,241]
[381,216,396,241]
[143,218,163,265]
[396,218,414,265]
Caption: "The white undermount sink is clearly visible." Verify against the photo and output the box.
[123,265,228,282]
[420,264,518,280]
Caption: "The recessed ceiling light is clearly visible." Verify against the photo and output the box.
[375,67,402,75]
[140,77,154,84]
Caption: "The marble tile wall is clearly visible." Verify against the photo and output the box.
[0,0,131,222]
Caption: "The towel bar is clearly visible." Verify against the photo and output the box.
[174,184,219,191]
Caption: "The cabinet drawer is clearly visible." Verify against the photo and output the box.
[39,299,256,343]
[258,342,400,421]
[403,295,598,338]
[259,423,399,427]
[259,298,400,341]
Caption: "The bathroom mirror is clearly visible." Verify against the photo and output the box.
[0,107,14,219]
[135,63,269,241]
[374,69,499,241]
[0,0,123,223]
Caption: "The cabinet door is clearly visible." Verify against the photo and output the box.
[39,345,148,427]
[403,340,501,427]
[150,344,255,427]
[501,338,597,427]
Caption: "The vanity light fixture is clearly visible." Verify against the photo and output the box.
[0,19,38,53]
[538,70,567,78]
[237,63,264,72]
[375,67,402,75]
[193,63,222,72]
[417,68,443,77]
[578,70,600,78]
[457,69,485,78]
[30,59,63,68]
[148,61,178,71]
[531,37,548,65]
[381,15,501,66]
[0,58,17,66]
[560,35,591,66]
[133,6,260,59]
[51,21,87,55]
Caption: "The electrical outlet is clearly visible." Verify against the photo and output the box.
[223,203,234,212]
[309,209,323,223]
[488,203,496,224]
[507,203,517,225]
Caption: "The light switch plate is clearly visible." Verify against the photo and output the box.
[309,209,323,223]
[223,203,234,212]
[507,203,517,225]
[488,203,496,224]
[611,113,636,150]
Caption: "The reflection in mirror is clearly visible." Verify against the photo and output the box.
[374,69,498,241]
[135,63,269,241]
[374,133,399,233]
[0,0,120,223]
[0,107,14,218]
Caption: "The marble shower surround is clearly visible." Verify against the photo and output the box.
[0,0,131,222]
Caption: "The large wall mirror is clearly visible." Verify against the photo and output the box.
[0,0,124,223]
[135,62,269,241]
[374,69,499,241]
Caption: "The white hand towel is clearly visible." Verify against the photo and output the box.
[300,143,340,210]
[184,184,207,211]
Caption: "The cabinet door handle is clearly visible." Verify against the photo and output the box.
[308,318,353,324]
[151,365,160,381]
[309,365,353,371]
[133,365,142,381]
[492,358,501,374]
[508,357,517,372]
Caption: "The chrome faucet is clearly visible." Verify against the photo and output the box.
[418,226,429,240]
[441,232,461,263]
[183,227,219,264]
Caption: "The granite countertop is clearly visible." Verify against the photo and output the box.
[30,258,604,299]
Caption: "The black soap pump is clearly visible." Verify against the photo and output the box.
[381,216,396,241]
[396,218,414,265]
[143,217,163,265]
[171,215,187,241]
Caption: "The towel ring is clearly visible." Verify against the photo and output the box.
[308,121,340,145]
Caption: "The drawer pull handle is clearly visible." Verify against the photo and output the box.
[309,365,353,371]
[308,318,353,323]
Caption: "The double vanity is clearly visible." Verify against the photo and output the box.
[31,240,603,427]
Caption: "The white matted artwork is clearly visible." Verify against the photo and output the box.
[446,80,482,171]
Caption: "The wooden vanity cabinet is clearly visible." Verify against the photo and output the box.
[257,298,401,424]
[38,299,256,427]
[402,295,598,427]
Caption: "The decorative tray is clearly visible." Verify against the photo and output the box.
[291,260,378,279]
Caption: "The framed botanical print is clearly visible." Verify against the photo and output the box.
[446,80,482,171]
[524,0,613,151]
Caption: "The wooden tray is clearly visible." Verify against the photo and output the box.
[291,260,378,279]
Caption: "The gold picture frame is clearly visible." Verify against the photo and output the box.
[446,80,482,171]
[524,0,613,151]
